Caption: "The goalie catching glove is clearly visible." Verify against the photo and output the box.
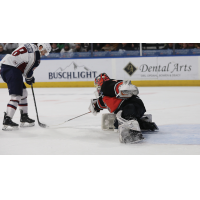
[88,99,103,116]
[117,80,139,98]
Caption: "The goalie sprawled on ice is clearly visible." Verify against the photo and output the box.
[89,73,158,144]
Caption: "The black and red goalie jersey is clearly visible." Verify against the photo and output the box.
[95,73,146,118]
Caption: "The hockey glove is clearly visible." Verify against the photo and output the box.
[88,99,102,116]
[25,77,35,85]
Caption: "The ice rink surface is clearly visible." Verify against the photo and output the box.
[0,86,200,155]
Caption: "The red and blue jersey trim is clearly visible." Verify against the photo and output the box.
[10,100,19,103]
[7,104,17,110]
[19,103,28,106]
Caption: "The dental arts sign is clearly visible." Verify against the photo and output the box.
[116,56,199,80]
[33,56,199,83]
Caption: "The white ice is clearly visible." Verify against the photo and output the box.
[0,87,200,155]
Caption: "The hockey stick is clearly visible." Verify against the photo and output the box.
[31,84,48,128]
[49,111,91,127]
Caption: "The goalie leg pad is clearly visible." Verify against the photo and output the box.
[101,113,116,131]
[118,124,143,143]
[116,110,143,143]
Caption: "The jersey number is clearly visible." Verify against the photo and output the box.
[12,47,27,56]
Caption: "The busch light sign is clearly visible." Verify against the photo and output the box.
[48,61,97,80]
[49,71,97,79]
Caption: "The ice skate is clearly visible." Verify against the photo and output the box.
[2,112,19,131]
[20,111,35,127]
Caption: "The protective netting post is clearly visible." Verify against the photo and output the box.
[140,43,142,56]
[91,43,93,57]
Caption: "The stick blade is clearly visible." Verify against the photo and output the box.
[39,123,48,128]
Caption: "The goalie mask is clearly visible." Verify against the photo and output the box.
[94,73,110,87]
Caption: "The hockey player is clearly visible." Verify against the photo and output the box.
[0,43,51,131]
[88,73,158,143]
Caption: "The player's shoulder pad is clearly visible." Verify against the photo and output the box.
[24,43,35,53]
[32,43,38,51]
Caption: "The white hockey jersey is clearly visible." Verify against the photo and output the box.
[1,43,40,79]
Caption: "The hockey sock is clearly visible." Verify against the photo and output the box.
[6,95,21,118]
[19,89,28,114]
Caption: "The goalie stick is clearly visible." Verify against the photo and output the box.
[49,111,91,127]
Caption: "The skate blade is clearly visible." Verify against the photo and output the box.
[2,125,19,131]
[20,122,35,128]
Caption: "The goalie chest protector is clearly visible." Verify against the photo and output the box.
[99,79,125,113]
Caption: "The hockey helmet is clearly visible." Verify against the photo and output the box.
[94,73,110,87]
[37,43,51,56]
